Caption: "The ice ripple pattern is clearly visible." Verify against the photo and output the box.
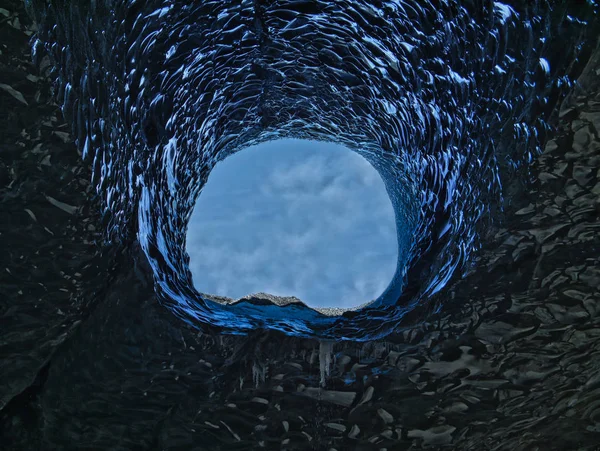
[27,0,599,339]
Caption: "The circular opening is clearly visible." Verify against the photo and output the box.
[136,128,422,340]
[186,138,399,313]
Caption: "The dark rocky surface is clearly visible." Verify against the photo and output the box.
[0,0,103,424]
[1,1,600,450]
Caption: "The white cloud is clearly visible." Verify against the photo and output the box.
[186,139,398,308]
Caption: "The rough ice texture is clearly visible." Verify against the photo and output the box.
[23,0,600,339]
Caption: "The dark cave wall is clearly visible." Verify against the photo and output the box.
[0,0,101,413]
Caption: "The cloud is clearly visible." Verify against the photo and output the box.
[186,139,397,308]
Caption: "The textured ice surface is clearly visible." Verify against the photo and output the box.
[27,0,600,339]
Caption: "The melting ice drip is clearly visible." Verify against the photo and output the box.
[27,0,599,340]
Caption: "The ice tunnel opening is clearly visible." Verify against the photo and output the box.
[185,138,401,312]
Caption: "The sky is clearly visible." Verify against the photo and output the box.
[185,139,398,309]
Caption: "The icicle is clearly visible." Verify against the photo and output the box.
[309,348,318,365]
[319,341,334,387]
[252,362,260,387]
[252,361,266,387]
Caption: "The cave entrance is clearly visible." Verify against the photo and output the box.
[185,138,398,311]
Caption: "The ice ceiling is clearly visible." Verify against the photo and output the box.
[27,0,600,340]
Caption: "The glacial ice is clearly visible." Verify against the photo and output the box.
[27,0,599,340]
